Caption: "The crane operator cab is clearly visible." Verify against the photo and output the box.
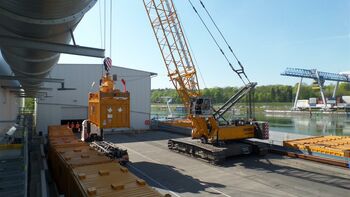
[190,97,212,117]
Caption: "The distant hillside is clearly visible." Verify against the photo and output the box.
[151,83,350,104]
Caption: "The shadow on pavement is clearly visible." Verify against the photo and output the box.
[128,161,226,196]
[222,154,350,190]
[105,130,186,144]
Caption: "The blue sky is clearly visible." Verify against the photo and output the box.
[59,0,350,89]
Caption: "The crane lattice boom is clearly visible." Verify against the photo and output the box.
[143,0,200,110]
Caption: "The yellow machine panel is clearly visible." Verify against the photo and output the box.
[217,125,255,140]
[88,74,130,129]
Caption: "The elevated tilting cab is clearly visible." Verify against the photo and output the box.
[190,97,212,117]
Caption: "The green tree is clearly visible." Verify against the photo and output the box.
[151,83,350,104]
[25,98,35,111]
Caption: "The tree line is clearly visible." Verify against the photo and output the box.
[151,83,350,104]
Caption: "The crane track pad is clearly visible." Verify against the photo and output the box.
[168,138,256,164]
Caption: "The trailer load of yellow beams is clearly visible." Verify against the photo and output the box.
[48,125,166,197]
[160,119,192,128]
[283,136,350,158]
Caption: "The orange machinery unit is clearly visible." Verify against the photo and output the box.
[88,73,130,129]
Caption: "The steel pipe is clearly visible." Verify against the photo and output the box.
[0,0,97,95]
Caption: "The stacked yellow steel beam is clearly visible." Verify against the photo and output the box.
[160,119,192,128]
[284,136,350,158]
[48,125,167,197]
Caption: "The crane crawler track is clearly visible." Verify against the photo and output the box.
[168,138,269,164]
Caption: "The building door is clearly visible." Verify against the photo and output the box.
[61,106,88,120]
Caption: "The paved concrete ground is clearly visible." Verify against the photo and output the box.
[106,130,350,197]
[0,149,25,197]
[252,130,310,146]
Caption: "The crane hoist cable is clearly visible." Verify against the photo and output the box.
[187,0,250,84]
[176,5,208,89]
[104,0,107,50]
[99,0,103,49]
[199,0,250,83]
[184,26,208,89]
[110,0,113,58]
[98,0,105,76]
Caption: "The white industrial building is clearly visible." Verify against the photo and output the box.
[0,87,19,136]
[0,57,20,137]
[36,64,156,134]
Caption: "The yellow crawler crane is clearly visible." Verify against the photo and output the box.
[144,0,269,164]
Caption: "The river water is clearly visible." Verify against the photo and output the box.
[151,107,350,136]
[256,112,350,136]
